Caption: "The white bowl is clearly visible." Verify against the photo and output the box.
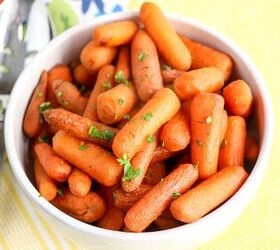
[4,11,273,249]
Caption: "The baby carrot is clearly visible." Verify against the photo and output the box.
[52,80,87,115]
[34,157,57,201]
[23,70,48,138]
[143,162,167,185]
[179,34,233,82]
[44,109,118,149]
[150,146,180,164]
[191,93,225,179]
[161,68,184,84]
[140,2,191,70]
[83,65,116,121]
[154,216,182,230]
[112,88,180,159]
[97,206,125,231]
[121,134,158,193]
[93,20,138,47]
[73,64,92,86]
[53,130,122,186]
[115,46,131,82]
[170,166,248,223]
[97,184,120,206]
[160,109,191,152]
[34,142,72,182]
[116,105,142,129]
[68,168,92,197]
[113,184,152,210]
[96,83,138,125]
[51,188,106,223]
[219,110,228,144]
[174,67,224,101]
[218,116,246,169]
[48,64,73,107]
[80,41,117,73]
[245,136,259,162]
[223,80,253,118]
[124,164,198,232]
[131,30,163,102]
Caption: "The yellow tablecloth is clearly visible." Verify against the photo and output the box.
[1,0,280,249]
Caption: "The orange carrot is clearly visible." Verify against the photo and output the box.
[160,109,190,152]
[93,20,138,47]
[48,65,72,107]
[51,188,106,223]
[34,142,72,182]
[115,46,131,82]
[191,93,225,179]
[170,166,248,223]
[179,34,233,82]
[140,2,191,70]
[97,206,125,231]
[150,146,180,164]
[97,184,120,206]
[68,168,92,197]
[219,110,228,144]
[112,88,180,159]
[53,130,122,186]
[113,184,152,210]
[223,80,253,118]
[52,80,87,115]
[154,216,182,230]
[245,136,259,162]
[73,64,92,85]
[23,71,48,138]
[174,67,224,101]
[96,83,138,125]
[44,109,118,149]
[121,134,158,193]
[218,116,246,169]
[131,30,163,102]
[34,157,57,201]
[143,162,167,185]
[124,164,198,232]
[161,68,184,84]
[83,65,116,121]
[116,105,142,129]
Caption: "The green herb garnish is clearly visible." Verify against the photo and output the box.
[57,188,64,196]
[112,192,118,200]
[146,135,155,143]
[38,102,51,113]
[138,52,148,61]
[118,97,125,106]
[117,154,142,181]
[102,81,112,90]
[114,70,125,83]
[142,112,153,121]
[172,192,181,200]
[88,126,116,141]
[38,136,50,144]
[79,144,87,151]
[37,92,43,98]
[123,114,131,120]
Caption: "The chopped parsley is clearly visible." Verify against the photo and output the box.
[112,192,118,200]
[142,112,153,121]
[38,102,51,113]
[172,192,181,200]
[146,135,155,143]
[88,125,116,141]
[206,116,212,124]
[57,188,64,196]
[114,70,125,83]
[123,114,131,120]
[102,81,112,90]
[195,139,204,147]
[38,136,50,144]
[117,154,142,181]
[79,144,87,151]
[138,52,148,61]
[118,97,125,106]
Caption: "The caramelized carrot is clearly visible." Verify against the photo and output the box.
[97,206,125,231]
[219,110,228,144]
[154,216,182,230]
[68,168,92,197]
[73,64,92,85]
[245,137,259,162]
[143,162,167,185]
[150,146,180,164]
[161,68,184,84]
[115,46,131,82]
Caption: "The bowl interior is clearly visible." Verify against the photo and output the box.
[4,11,272,243]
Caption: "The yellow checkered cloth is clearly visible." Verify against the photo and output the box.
[1,0,280,249]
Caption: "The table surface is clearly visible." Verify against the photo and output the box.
[1,0,280,249]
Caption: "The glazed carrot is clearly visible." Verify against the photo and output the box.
[97,206,125,231]
[80,41,117,73]
[223,80,253,118]
[48,64,73,107]
[34,143,72,182]
[115,46,131,82]
[23,71,48,138]
[53,130,122,186]
[93,20,138,47]
[150,146,180,164]
[51,188,106,223]
[191,93,225,179]
[245,137,259,162]
[83,65,116,121]
[52,80,87,115]
[96,83,138,125]
[174,67,224,101]
[116,105,142,129]
[170,166,248,223]
[121,135,158,193]
[219,110,228,144]
[161,68,184,84]
[97,184,120,206]
[113,184,152,210]
[44,109,118,149]
[218,116,246,169]
[140,2,191,70]
[160,109,190,152]
[143,162,167,185]
[34,158,57,201]
[73,64,92,85]
[124,164,198,232]
[131,30,163,102]
[122,225,132,232]
[112,88,180,159]
[154,216,182,230]
[68,168,92,197]
[179,34,233,82]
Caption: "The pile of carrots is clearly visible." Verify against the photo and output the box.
[23,2,259,233]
